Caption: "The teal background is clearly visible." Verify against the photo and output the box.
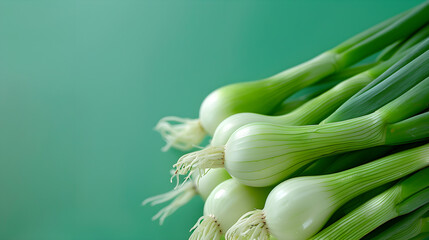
[0,0,422,239]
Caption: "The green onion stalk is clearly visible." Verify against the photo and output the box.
[189,179,271,240]
[300,146,393,176]
[143,169,230,224]
[272,80,344,116]
[323,38,429,123]
[208,33,429,148]
[364,203,429,240]
[377,23,429,62]
[155,1,429,151]
[325,182,397,227]
[273,63,376,115]
[225,145,429,240]
[277,22,429,116]
[209,50,406,147]
[318,145,422,225]
[302,142,423,176]
[310,167,429,240]
[173,70,429,187]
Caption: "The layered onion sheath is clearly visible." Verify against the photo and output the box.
[156,1,429,151]
[311,167,429,240]
[224,113,386,187]
[226,144,429,240]
[211,28,429,147]
[174,76,429,187]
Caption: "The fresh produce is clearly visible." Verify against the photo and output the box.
[210,47,408,147]
[189,179,270,240]
[174,75,429,187]
[363,202,429,240]
[323,38,429,123]
[377,23,429,62]
[226,145,429,240]
[155,1,429,151]
[269,63,377,115]
[145,2,429,239]
[310,167,429,240]
[300,146,393,176]
[204,32,429,148]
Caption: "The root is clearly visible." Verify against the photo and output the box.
[225,210,270,240]
[172,146,225,187]
[189,215,223,240]
[155,116,206,151]
[142,181,197,225]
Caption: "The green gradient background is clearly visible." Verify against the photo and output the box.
[0,0,422,239]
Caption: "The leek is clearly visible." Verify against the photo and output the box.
[156,2,429,151]
[311,167,429,240]
[226,144,429,240]
[174,75,429,187]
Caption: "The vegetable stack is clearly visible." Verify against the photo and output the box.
[145,1,429,240]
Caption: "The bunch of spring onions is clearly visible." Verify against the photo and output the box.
[145,1,429,239]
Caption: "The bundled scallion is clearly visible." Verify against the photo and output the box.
[174,69,429,187]
[156,1,429,151]
[226,144,429,240]
[147,2,429,239]
[300,146,393,176]
[211,24,429,147]
[272,62,376,115]
[210,48,407,147]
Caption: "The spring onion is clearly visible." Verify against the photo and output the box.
[210,48,407,147]
[143,169,230,224]
[310,167,429,240]
[174,73,429,187]
[226,144,429,240]
[156,2,429,151]
[211,35,429,147]
[189,179,270,240]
